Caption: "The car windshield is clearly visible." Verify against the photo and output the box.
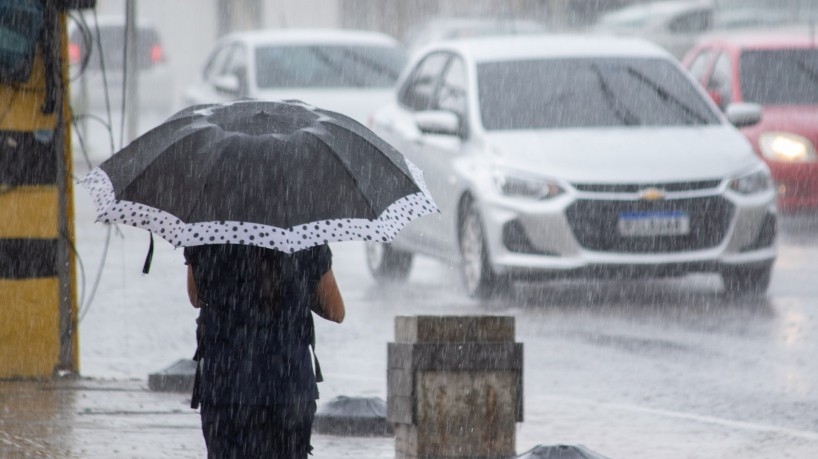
[255,44,406,89]
[740,49,818,105]
[478,57,719,130]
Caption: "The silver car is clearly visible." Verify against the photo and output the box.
[183,29,407,124]
[366,35,777,298]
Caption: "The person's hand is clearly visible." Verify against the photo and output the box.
[311,270,345,323]
[187,265,203,309]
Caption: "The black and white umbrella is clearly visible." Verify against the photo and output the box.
[80,99,438,257]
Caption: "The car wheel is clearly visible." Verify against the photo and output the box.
[720,264,773,297]
[365,242,413,281]
[459,201,510,299]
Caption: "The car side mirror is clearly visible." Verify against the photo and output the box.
[415,110,463,137]
[725,102,762,128]
[213,74,240,95]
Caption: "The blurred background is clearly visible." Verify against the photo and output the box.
[78,0,818,119]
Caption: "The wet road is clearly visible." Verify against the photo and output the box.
[62,122,818,457]
[317,212,818,457]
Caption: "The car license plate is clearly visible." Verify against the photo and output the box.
[617,211,690,237]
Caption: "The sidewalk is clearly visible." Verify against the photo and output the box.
[4,376,818,458]
[0,378,393,459]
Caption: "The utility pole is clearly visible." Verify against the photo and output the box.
[124,0,139,145]
[0,4,78,378]
[217,0,264,37]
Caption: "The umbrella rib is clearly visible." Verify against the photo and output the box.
[114,127,216,217]
[323,120,416,182]
[308,132,381,218]
[312,124,420,218]
[178,134,233,224]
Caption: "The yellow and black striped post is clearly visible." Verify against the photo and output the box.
[0,12,78,378]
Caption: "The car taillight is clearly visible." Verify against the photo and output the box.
[150,44,164,64]
[68,42,80,65]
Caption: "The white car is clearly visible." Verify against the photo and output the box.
[403,17,549,53]
[366,34,777,299]
[590,0,713,59]
[183,29,407,124]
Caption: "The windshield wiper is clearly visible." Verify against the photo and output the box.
[336,48,400,81]
[307,47,367,88]
[625,66,710,125]
[591,64,641,126]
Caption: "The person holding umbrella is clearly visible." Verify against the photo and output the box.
[79,100,438,457]
[185,241,344,457]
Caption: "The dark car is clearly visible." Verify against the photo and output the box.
[68,15,175,114]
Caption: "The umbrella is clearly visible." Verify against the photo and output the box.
[311,395,393,437]
[79,99,438,263]
[516,444,613,459]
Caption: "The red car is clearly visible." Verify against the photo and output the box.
[683,28,818,212]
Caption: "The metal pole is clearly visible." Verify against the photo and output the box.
[218,0,231,37]
[57,11,79,375]
[124,0,139,145]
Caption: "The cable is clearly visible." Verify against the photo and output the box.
[67,11,93,82]
[70,112,94,171]
[60,228,86,319]
[78,224,112,323]
[91,8,116,156]
[69,7,120,323]
[70,108,119,173]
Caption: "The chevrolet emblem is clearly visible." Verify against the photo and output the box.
[639,187,666,201]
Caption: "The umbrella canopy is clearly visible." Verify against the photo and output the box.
[516,444,613,459]
[80,100,438,253]
[312,395,393,436]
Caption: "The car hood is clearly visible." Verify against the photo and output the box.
[485,126,759,183]
[253,88,394,125]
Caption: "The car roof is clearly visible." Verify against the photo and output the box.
[407,16,548,34]
[415,17,544,27]
[421,34,672,62]
[696,25,818,49]
[221,28,402,47]
[598,0,712,21]
[603,0,713,16]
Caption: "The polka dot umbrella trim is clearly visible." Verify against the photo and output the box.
[79,99,439,254]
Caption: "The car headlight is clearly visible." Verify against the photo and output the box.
[493,172,564,200]
[758,132,817,163]
[729,167,773,195]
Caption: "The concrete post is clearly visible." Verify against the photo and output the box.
[387,315,523,459]
[0,10,78,378]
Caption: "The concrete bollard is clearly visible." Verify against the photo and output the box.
[387,315,523,459]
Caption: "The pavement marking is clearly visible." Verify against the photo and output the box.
[540,395,818,441]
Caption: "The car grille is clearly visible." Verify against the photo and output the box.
[565,196,734,253]
[572,179,722,194]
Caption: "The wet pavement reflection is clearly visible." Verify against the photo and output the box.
[4,159,815,457]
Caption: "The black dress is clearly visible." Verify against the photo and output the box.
[184,243,332,459]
